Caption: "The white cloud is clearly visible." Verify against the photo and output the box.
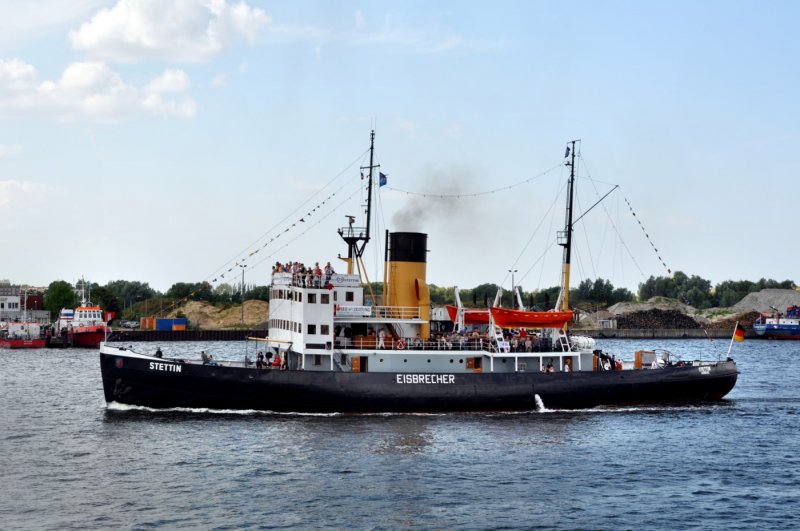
[144,69,191,93]
[0,144,23,157]
[0,58,196,121]
[69,0,271,63]
[0,180,57,206]
[212,74,227,87]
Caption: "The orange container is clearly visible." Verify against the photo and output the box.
[172,324,186,331]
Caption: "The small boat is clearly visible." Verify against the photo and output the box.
[0,321,46,349]
[489,307,573,329]
[100,135,738,413]
[445,304,490,325]
[753,306,800,339]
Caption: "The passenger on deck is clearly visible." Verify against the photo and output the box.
[546,359,555,373]
[378,329,386,349]
[324,262,334,283]
[272,354,282,368]
[564,358,572,372]
[413,334,423,349]
[256,352,264,369]
[201,351,209,364]
[155,347,163,358]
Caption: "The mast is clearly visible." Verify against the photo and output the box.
[338,130,378,274]
[359,129,376,257]
[557,140,578,312]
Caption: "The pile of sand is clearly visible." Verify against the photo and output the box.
[733,289,800,314]
[168,300,269,330]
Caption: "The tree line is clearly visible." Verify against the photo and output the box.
[41,272,797,319]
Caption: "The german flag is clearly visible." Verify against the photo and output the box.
[734,323,746,342]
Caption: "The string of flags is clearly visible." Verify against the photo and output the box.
[624,196,672,276]
[155,182,364,316]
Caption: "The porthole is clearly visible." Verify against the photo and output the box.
[449,359,454,363]
[459,359,463,364]
[404,359,407,363]
[427,359,431,363]
[380,358,384,363]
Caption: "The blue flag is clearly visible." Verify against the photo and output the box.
[379,172,387,187]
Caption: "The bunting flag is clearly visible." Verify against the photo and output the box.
[624,197,672,276]
[379,172,387,187]
[734,323,746,342]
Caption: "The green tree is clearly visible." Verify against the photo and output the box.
[245,285,271,302]
[90,286,121,314]
[44,280,77,314]
[105,280,158,307]
[214,283,235,303]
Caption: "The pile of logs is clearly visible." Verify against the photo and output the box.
[616,309,700,330]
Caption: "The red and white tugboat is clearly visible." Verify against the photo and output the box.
[52,281,109,348]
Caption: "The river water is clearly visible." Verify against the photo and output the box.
[1,339,798,530]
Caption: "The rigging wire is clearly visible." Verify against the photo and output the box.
[383,161,564,199]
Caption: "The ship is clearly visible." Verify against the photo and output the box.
[0,321,46,349]
[51,280,110,348]
[99,135,738,413]
[753,305,800,339]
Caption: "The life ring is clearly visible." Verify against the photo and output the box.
[396,339,407,350]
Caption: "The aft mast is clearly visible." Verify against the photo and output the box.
[556,140,578,312]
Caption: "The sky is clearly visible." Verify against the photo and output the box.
[1,0,798,298]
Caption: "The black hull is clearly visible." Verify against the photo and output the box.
[100,353,738,413]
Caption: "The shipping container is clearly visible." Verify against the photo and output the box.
[156,318,188,331]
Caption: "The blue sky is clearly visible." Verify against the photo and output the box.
[1,0,798,297]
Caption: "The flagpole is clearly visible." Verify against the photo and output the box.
[726,320,739,358]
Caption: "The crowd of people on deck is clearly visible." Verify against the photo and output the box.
[272,261,336,288]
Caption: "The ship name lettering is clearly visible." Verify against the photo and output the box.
[396,374,455,384]
[149,362,182,373]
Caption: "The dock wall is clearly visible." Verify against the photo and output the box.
[108,329,268,342]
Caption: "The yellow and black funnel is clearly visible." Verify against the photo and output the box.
[385,232,430,339]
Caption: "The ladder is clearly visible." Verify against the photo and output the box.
[557,329,571,352]
[490,318,510,353]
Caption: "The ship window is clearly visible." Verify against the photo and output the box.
[308,294,316,304]
[449,359,454,363]
[345,291,354,302]
[321,294,330,304]
[333,291,338,301]
[459,359,463,364]
[308,324,316,335]
[298,293,302,302]
[314,354,321,366]
[321,325,330,335]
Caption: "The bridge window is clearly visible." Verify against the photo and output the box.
[321,325,330,335]
[308,324,316,335]
[321,294,330,304]
[308,294,316,304]
[345,291,354,302]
